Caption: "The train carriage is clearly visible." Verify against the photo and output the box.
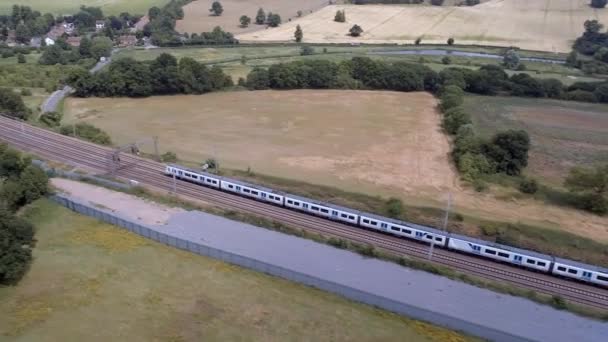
[164,164,221,189]
[220,178,284,205]
[447,234,553,272]
[284,194,359,225]
[552,258,608,287]
[359,212,447,247]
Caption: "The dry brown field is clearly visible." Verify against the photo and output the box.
[237,0,608,52]
[176,0,331,35]
[63,90,608,243]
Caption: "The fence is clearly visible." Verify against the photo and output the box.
[51,194,533,342]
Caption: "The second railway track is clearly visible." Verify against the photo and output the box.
[1,116,608,311]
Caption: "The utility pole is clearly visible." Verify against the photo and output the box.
[73,123,76,137]
[153,136,160,161]
[172,172,177,194]
[428,192,452,260]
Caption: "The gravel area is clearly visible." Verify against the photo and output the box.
[51,178,183,225]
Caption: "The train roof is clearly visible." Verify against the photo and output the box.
[448,233,554,261]
[553,257,608,274]
[360,211,448,236]
[284,193,363,215]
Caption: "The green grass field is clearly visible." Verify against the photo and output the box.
[116,45,604,85]
[462,95,608,184]
[0,0,168,15]
[0,199,474,341]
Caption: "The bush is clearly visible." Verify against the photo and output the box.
[447,38,454,45]
[550,295,568,310]
[39,111,62,127]
[300,46,315,56]
[519,178,538,194]
[20,88,32,96]
[385,197,404,218]
[349,24,363,37]
[441,56,452,65]
[473,179,487,192]
[60,123,112,145]
[17,53,26,64]
[578,193,608,215]
[161,151,178,162]
[443,107,471,135]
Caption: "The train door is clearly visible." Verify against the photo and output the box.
[582,271,592,280]
[514,255,523,264]
[380,222,388,232]
[331,210,338,218]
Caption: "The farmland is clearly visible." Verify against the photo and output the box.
[176,0,330,35]
[0,0,167,15]
[237,0,608,52]
[0,198,473,341]
[462,95,608,184]
[63,90,608,245]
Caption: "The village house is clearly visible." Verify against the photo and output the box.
[132,16,149,33]
[95,20,105,31]
[117,35,137,48]
[67,36,82,47]
[62,22,75,34]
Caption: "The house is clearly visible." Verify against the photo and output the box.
[47,25,66,40]
[29,37,42,47]
[44,37,55,46]
[6,30,15,43]
[132,15,149,32]
[66,36,82,47]
[62,22,75,34]
[117,35,137,47]
[95,20,105,31]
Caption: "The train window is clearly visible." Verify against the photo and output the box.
[349,215,355,220]
[391,227,400,232]
[363,219,369,224]
[320,209,329,213]
[341,214,347,218]
[287,200,293,204]
[415,232,423,237]
[485,249,496,255]
[212,180,217,184]
[294,202,300,206]
[435,237,442,242]
[598,275,608,282]
[498,252,509,258]
[567,269,578,275]
[404,229,412,234]
[243,189,250,193]
[526,259,536,265]
[381,223,387,228]
[537,262,546,267]
[370,221,377,226]
[557,266,566,271]
[311,206,319,211]
[228,185,234,189]
[332,211,338,216]
[472,246,481,252]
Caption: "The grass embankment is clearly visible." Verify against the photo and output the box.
[0,198,476,341]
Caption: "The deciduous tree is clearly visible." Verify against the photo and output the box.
[294,25,303,42]
[209,1,223,16]
[349,24,363,37]
[239,15,251,27]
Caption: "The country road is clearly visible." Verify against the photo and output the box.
[41,52,115,114]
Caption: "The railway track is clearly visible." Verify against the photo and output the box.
[1,116,608,311]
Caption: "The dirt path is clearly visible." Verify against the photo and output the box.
[51,178,183,226]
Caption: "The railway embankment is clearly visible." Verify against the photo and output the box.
[49,181,608,342]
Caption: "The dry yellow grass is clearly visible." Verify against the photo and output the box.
[176,0,331,35]
[237,0,608,52]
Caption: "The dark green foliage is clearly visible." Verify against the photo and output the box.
[385,197,404,218]
[551,295,568,310]
[572,20,608,74]
[334,10,346,23]
[483,130,530,176]
[39,111,62,127]
[246,67,270,89]
[20,88,31,96]
[0,208,35,285]
[439,85,464,111]
[443,107,471,134]
[161,151,178,162]
[519,178,539,194]
[209,1,223,16]
[60,123,112,145]
[564,164,607,214]
[267,13,281,27]
[441,56,451,65]
[69,54,231,97]
[415,37,421,45]
[594,84,608,102]
[17,54,25,64]
[502,49,520,69]
[510,73,545,97]
[0,87,29,120]
[349,24,363,37]
[447,37,454,45]
[256,8,266,25]
[294,25,303,42]
[239,15,251,28]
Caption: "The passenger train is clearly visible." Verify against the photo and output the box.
[165,164,608,288]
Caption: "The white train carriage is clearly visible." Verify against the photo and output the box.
[164,164,220,189]
[359,213,447,247]
[552,258,608,287]
[220,178,284,205]
[447,235,552,272]
[283,194,359,225]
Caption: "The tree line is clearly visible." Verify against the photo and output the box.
[571,20,608,75]
[67,53,233,97]
[0,144,49,285]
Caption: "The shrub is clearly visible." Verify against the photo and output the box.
[415,37,421,45]
[447,37,454,45]
[20,88,32,96]
[385,197,404,218]
[443,107,471,134]
[442,56,452,65]
[161,151,178,162]
[300,46,315,56]
[60,123,112,145]
[519,178,538,194]
[17,53,26,64]
[349,24,363,37]
[473,179,487,192]
[551,295,568,310]
[39,111,62,127]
